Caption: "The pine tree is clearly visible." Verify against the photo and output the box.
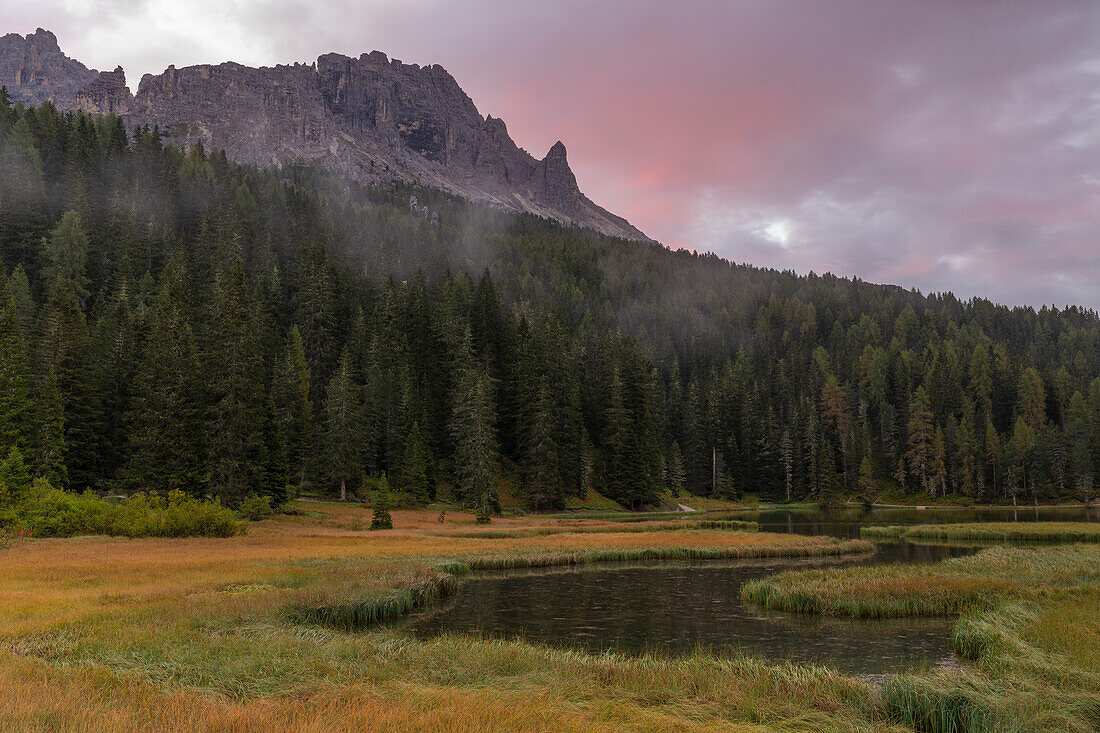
[1068,417,1092,503]
[930,427,947,497]
[1008,417,1034,505]
[1018,367,1047,434]
[779,429,793,502]
[858,456,875,498]
[957,416,978,497]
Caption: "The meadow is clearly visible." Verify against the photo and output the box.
[0,503,894,732]
[3,505,1096,732]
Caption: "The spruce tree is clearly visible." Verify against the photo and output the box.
[525,383,562,510]
[0,290,34,457]
[906,387,935,493]
[370,472,394,530]
[34,366,66,488]
[205,263,270,505]
[272,325,315,489]
[41,211,90,305]
[124,259,205,495]
[667,441,686,497]
[0,447,32,504]
[450,331,499,518]
[396,420,433,504]
[323,349,363,501]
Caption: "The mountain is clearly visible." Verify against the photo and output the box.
[0,28,648,241]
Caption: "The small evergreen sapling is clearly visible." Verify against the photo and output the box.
[371,473,393,530]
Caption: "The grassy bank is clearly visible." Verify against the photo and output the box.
[439,518,759,539]
[861,522,1100,543]
[742,544,1100,617]
[0,504,902,731]
[742,542,1100,732]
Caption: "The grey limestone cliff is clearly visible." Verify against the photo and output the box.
[0,28,648,241]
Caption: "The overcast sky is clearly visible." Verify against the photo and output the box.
[5,1,1100,308]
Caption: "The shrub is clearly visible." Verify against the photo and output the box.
[1,483,241,538]
[238,494,274,521]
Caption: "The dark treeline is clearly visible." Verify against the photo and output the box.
[1,96,1099,512]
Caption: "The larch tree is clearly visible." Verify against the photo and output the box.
[906,387,935,494]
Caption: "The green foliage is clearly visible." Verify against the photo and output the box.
[395,421,433,504]
[323,349,362,500]
[370,473,393,530]
[1,97,1099,515]
[0,447,32,504]
[238,494,274,521]
[2,484,240,538]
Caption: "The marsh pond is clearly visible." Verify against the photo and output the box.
[410,505,1097,677]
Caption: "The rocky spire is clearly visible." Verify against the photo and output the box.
[0,29,650,241]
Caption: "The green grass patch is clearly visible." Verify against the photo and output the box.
[873,522,1100,543]
[880,591,1100,732]
[860,525,905,540]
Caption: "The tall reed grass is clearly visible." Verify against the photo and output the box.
[884,522,1100,543]
[440,519,758,539]
[289,571,461,629]
[742,544,1100,618]
[459,538,871,572]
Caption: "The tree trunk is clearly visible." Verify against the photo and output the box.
[340,479,346,502]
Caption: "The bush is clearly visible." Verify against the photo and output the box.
[238,494,274,521]
[1,483,241,538]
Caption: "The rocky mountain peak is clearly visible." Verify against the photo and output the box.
[0,29,650,241]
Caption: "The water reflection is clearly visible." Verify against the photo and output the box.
[705,503,1098,539]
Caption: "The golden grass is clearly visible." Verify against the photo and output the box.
[742,544,1100,617]
[0,503,900,732]
[862,522,1100,543]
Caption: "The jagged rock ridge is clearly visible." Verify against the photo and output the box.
[0,28,649,241]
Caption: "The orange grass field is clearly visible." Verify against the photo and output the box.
[0,503,904,732]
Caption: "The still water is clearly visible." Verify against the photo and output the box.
[409,505,1097,677]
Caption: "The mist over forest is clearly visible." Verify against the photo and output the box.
[3,97,1100,515]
